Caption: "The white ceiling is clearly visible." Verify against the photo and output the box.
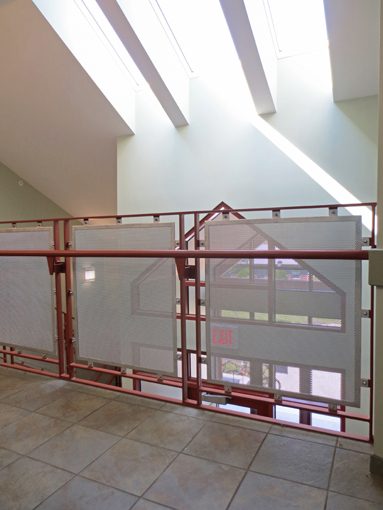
[0,0,379,217]
[0,0,131,216]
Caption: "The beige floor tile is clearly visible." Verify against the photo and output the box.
[116,393,165,409]
[80,401,155,436]
[68,382,120,400]
[326,492,382,510]
[30,424,119,473]
[0,457,72,510]
[337,437,374,454]
[35,476,137,510]
[0,402,29,429]
[127,410,204,451]
[162,402,212,420]
[0,375,31,399]
[270,425,337,446]
[228,472,327,510]
[184,421,265,468]
[207,412,271,433]
[82,438,176,496]
[37,390,108,422]
[3,379,70,411]
[0,448,20,470]
[131,500,172,510]
[250,434,334,489]
[145,453,244,510]
[0,412,71,454]
[330,449,383,504]
[0,367,47,382]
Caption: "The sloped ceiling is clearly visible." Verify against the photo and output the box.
[324,0,380,101]
[0,0,379,218]
[0,0,131,216]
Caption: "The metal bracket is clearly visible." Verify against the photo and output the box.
[361,378,371,388]
[116,217,122,224]
[224,384,232,394]
[176,298,181,305]
[362,237,371,247]
[222,212,230,220]
[198,298,206,306]
[184,265,196,279]
[328,403,338,413]
[329,207,338,216]
[274,394,283,405]
[46,258,66,275]
[196,239,205,248]
[202,393,231,405]
[272,209,281,218]
[83,218,89,225]
[362,309,371,319]
[153,215,160,223]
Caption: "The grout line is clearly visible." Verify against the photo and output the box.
[249,468,331,492]
[323,440,338,509]
[31,472,76,510]
[224,468,248,510]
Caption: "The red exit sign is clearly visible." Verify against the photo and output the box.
[211,326,238,349]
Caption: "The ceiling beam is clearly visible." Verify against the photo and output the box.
[96,0,189,127]
[220,0,277,115]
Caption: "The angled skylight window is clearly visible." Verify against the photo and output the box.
[265,0,328,58]
[148,0,196,76]
[75,0,144,89]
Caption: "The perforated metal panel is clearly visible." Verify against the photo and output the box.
[73,223,177,375]
[0,228,55,353]
[205,217,362,406]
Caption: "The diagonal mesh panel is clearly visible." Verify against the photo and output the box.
[205,217,362,406]
[0,228,55,353]
[73,223,177,375]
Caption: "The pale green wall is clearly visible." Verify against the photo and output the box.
[117,51,377,215]
[0,160,70,221]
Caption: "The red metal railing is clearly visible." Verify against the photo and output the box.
[0,201,376,442]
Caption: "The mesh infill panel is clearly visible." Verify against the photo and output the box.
[73,223,177,375]
[205,217,362,406]
[0,228,54,352]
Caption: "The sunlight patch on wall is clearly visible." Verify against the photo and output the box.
[252,115,372,229]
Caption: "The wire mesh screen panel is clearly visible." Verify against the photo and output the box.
[0,228,55,352]
[73,223,177,375]
[205,217,362,406]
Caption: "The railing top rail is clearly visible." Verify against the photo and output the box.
[0,249,370,260]
[0,201,376,225]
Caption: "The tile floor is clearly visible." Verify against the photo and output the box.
[0,367,381,510]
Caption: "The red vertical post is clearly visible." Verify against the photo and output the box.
[194,213,202,405]
[369,204,375,442]
[64,220,75,378]
[178,214,189,402]
[53,221,66,376]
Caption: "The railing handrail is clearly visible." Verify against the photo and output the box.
[0,201,376,225]
[0,249,370,259]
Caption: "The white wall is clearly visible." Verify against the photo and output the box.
[117,49,377,215]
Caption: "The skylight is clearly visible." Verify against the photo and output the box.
[76,0,144,88]
[148,0,195,76]
[265,0,328,58]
